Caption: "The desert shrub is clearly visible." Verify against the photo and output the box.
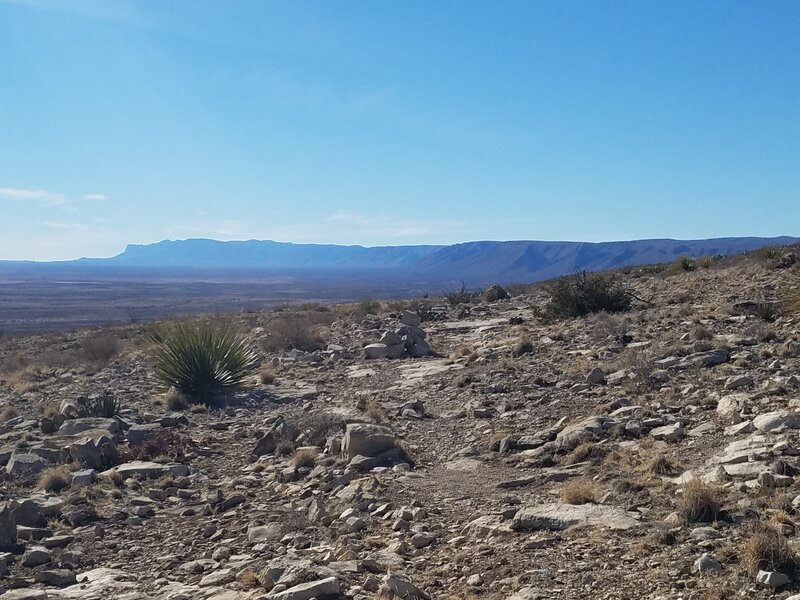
[150,322,259,405]
[647,454,678,476]
[786,269,800,314]
[128,429,194,462]
[81,334,119,364]
[560,479,598,504]
[263,314,327,352]
[294,411,343,446]
[674,256,697,272]
[355,298,382,317]
[543,272,632,319]
[38,466,71,493]
[76,391,121,418]
[258,364,276,384]
[512,337,534,357]
[679,478,722,523]
[291,448,318,468]
[444,281,475,306]
[409,301,441,322]
[740,524,798,575]
[755,245,786,267]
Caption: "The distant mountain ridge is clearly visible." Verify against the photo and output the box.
[79,235,799,284]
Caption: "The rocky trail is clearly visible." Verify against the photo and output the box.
[2,251,800,599]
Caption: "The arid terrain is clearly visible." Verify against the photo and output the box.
[2,247,800,600]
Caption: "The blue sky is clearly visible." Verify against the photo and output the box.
[1,0,798,260]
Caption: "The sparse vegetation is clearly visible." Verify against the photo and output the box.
[561,479,598,504]
[258,364,277,384]
[81,333,120,365]
[679,478,722,523]
[38,466,71,493]
[262,313,330,352]
[512,337,534,357]
[543,272,633,319]
[291,448,318,468]
[76,391,121,418]
[755,302,780,322]
[444,281,475,306]
[739,524,798,576]
[150,322,259,405]
[674,256,697,272]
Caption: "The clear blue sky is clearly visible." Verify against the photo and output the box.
[1,0,798,260]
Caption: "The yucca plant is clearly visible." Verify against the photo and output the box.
[149,322,259,405]
[76,391,121,418]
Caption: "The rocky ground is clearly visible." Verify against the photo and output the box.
[2,250,800,600]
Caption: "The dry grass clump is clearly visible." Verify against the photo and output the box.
[561,479,599,505]
[566,442,606,465]
[365,399,386,424]
[263,312,332,352]
[81,333,120,365]
[258,364,276,385]
[38,465,71,493]
[646,454,679,477]
[165,388,189,411]
[512,337,534,357]
[291,448,318,468]
[740,523,798,576]
[237,568,268,589]
[679,478,722,523]
[690,324,713,341]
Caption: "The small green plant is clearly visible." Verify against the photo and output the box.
[755,302,780,322]
[443,281,475,306]
[542,272,632,319]
[150,322,259,405]
[674,256,696,272]
[76,391,121,418]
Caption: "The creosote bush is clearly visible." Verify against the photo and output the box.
[543,272,632,319]
[150,322,259,405]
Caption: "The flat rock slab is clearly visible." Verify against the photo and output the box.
[104,461,167,479]
[397,360,462,385]
[511,503,641,531]
[58,418,118,436]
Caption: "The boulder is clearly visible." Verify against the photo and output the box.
[6,453,50,479]
[58,418,118,437]
[511,503,640,531]
[127,423,161,446]
[482,284,509,302]
[555,417,609,451]
[342,423,396,460]
[717,394,747,424]
[266,576,340,600]
[400,311,422,326]
[251,419,299,458]
[753,411,800,432]
[383,574,431,600]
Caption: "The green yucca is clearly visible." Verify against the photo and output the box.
[150,322,259,405]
